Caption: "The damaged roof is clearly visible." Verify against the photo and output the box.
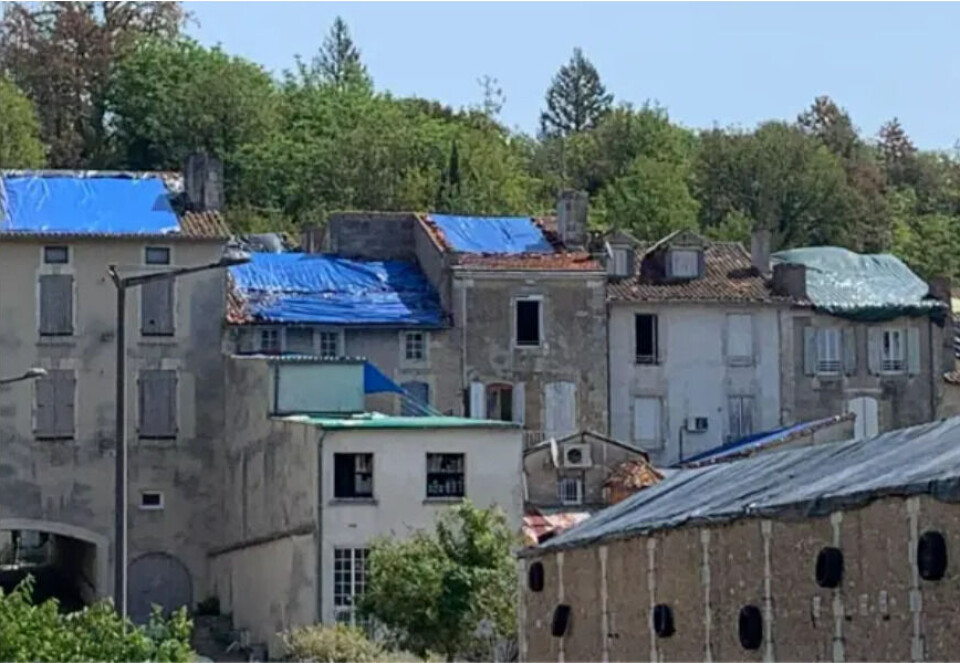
[528,415,960,555]
[227,252,446,327]
[0,170,228,239]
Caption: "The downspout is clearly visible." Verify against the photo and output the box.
[929,317,937,420]
[460,276,469,414]
[316,429,326,624]
[605,300,612,436]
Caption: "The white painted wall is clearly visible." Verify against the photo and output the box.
[609,303,782,466]
[319,425,523,624]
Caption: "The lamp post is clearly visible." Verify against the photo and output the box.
[0,367,47,386]
[109,244,249,618]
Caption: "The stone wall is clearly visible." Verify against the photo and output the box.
[324,212,419,260]
[521,494,960,662]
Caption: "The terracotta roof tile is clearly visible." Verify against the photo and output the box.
[179,210,230,238]
[456,252,602,271]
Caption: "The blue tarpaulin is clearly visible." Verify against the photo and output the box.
[1,173,180,234]
[363,362,403,394]
[230,253,446,327]
[429,214,553,254]
[679,416,844,466]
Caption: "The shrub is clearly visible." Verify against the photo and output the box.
[282,623,384,663]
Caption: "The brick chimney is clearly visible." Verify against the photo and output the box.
[772,263,807,299]
[751,227,772,276]
[183,152,224,212]
[557,190,588,250]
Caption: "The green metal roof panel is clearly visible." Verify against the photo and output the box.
[277,412,520,430]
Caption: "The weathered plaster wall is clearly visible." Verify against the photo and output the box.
[324,212,418,260]
[942,383,960,419]
[0,237,227,607]
[521,495,960,662]
[609,303,783,466]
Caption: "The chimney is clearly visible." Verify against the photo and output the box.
[751,227,772,276]
[557,190,588,249]
[301,225,325,254]
[184,152,224,212]
[772,263,807,299]
[928,275,951,304]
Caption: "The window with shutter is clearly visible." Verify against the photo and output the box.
[39,274,73,335]
[816,328,841,374]
[728,396,755,441]
[633,397,661,444]
[726,314,754,365]
[35,370,75,439]
[881,329,906,372]
[139,370,177,438]
[141,279,174,336]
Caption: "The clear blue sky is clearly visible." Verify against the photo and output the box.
[185,2,960,150]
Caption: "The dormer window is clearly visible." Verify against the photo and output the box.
[607,246,633,278]
[667,249,701,279]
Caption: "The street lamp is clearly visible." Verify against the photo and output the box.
[109,243,249,618]
[0,367,48,386]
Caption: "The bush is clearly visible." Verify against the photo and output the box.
[282,623,384,663]
[0,577,193,663]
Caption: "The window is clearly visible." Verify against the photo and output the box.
[882,329,905,372]
[258,328,280,354]
[817,328,841,373]
[515,298,541,347]
[39,274,73,335]
[334,454,373,499]
[486,384,513,422]
[286,327,315,354]
[635,314,658,364]
[43,246,69,264]
[403,331,426,362]
[318,330,340,357]
[558,476,583,506]
[144,247,171,265]
[426,453,465,498]
[141,247,174,336]
[728,396,754,441]
[608,247,629,277]
[633,397,661,444]
[139,369,177,439]
[34,369,75,439]
[139,491,164,510]
[401,381,431,416]
[726,314,753,364]
[334,548,369,627]
[669,249,700,278]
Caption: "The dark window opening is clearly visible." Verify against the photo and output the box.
[653,604,675,638]
[551,604,571,638]
[140,492,163,509]
[516,299,541,347]
[145,247,171,265]
[738,605,763,650]
[528,562,545,592]
[43,246,69,264]
[486,384,513,422]
[635,314,658,364]
[426,453,464,498]
[815,547,844,588]
[917,531,947,581]
[334,453,373,499]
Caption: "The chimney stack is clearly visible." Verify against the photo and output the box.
[557,190,588,250]
[928,276,951,304]
[751,227,772,276]
[772,263,807,299]
[184,152,224,212]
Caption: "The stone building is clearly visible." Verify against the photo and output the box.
[519,416,960,662]
[0,167,230,620]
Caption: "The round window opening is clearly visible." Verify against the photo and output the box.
[653,604,675,638]
[528,561,545,592]
[567,448,583,464]
[917,531,947,581]
[815,546,844,588]
[738,605,763,650]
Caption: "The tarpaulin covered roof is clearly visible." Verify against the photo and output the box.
[528,416,960,555]
[228,253,446,327]
[428,214,554,254]
[1,172,184,235]
[772,246,942,321]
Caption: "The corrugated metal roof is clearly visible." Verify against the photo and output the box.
[528,415,960,555]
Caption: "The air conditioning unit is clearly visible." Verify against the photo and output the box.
[685,416,709,433]
[562,443,592,468]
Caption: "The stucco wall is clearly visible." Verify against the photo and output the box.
[324,212,419,260]
[0,236,226,607]
[609,303,782,466]
[521,494,960,662]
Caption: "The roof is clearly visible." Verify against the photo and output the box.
[603,458,663,491]
[524,429,650,459]
[609,236,782,304]
[0,170,228,239]
[528,415,960,555]
[227,252,447,327]
[772,246,943,321]
[419,213,603,273]
[277,411,520,430]
[523,509,593,547]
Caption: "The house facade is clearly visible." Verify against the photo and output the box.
[0,167,229,619]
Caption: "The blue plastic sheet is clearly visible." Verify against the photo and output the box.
[230,253,446,326]
[429,214,553,254]
[680,416,840,466]
[364,362,403,394]
[1,173,180,234]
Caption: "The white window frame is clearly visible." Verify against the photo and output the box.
[139,491,165,511]
[257,327,281,354]
[881,328,906,373]
[558,476,584,506]
[513,295,543,349]
[400,330,429,366]
[333,547,370,628]
[610,247,629,277]
[317,329,343,357]
[817,327,842,374]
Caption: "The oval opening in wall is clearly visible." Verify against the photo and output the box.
[738,605,763,650]
[917,531,947,581]
[551,604,571,638]
[652,604,675,638]
[528,561,545,592]
[815,546,844,588]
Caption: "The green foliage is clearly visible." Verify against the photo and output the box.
[599,156,699,238]
[304,16,371,92]
[0,76,46,168]
[540,47,613,137]
[282,623,385,663]
[360,502,517,661]
[0,577,193,663]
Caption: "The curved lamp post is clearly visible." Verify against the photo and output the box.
[0,367,48,386]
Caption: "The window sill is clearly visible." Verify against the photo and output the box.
[139,336,178,346]
[423,497,465,504]
[329,498,378,506]
[727,358,755,368]
[34,436,75,443]
[635,358,659,366]
[514,344,543,352]
[37,336,76,346]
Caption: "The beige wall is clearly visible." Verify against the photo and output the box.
[521,495,960,662]
[0,236,226,608]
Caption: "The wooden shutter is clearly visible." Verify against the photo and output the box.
[139,370,177,438]
[803,327,817,376]
[35,375,56,437]
[742,397,754,437]
[633,397,660,443]
[512,382,525,425]
[907,326,921,375]
[842,327,857,375]
[141,279,174,335]
[39,274,73,335]
[34,370,74,438]
[469,381,485,419]
[867,328,882,374]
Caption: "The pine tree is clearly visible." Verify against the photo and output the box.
[316,17,369,89]
[539,48,613,137]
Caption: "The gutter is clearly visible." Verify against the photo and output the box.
[316,429,326,624]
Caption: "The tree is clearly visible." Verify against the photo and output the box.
[0,1,185,167]
[0,577,193,662]
[879,117,919,187]
[360,502,517,661]
[476,75,505,119]
[599,156,699,239]
[540,47,612,137]
[306,16,370,91]
[797,95,859,161]
[0,76,46,168]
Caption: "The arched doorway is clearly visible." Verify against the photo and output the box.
[128,552,193,623]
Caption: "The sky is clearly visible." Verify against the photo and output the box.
[185,2,960,150]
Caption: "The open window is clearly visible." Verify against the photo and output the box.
[334,453,373,499]
[515,297,542,347]
[486,383,514,422]
[635,314,658,364]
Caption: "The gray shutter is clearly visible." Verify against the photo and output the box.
[842,327,857,375]
[803,327,817,376]
[867,328,882,374]
[907,326,921,376]
[141,279,174,335]
[53,371,76,438]
[35,375,56,437]
[512,381,525,425]
[469,382,485,419]
[728,397,741,440]
[743,397,754,437]
[39,275,73,335]
[625,248,636,277]
[140,370,177,438]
